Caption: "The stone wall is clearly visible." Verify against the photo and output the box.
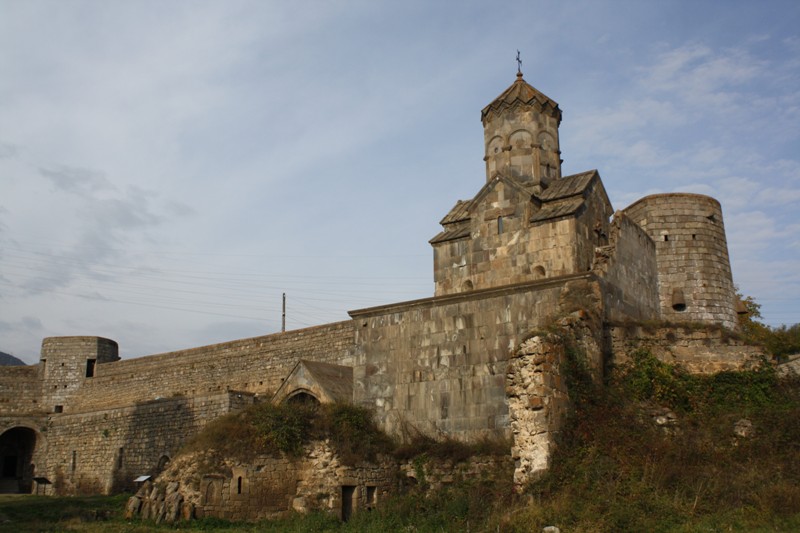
[593,211,659,322]
[0,366,41,415]
[350,275,591,440]
[31,391,254,495]
[397,454,513,494]
[609,324,765,374]
[66,322,354,413]
[623,193,738,330]
[572,177,614,274]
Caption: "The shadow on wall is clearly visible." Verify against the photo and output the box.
[111,396,195,493]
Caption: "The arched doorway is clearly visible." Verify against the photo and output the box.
[285,391,320,407]
[0,427,37,494]
[156,455,170,475]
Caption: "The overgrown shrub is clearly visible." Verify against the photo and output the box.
[393,432,510,462]
[511,353,800,532]
[316,403,394,464]
[180,401,392,464]
[252,402,315,457]
[615,349,781,415]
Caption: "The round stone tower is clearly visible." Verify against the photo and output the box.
[623,193,738,330]
[480,72,562,194]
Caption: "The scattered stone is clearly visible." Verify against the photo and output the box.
[733,418,753,438]
[124,496,141,520]
[649,406,678,433]
[292,496,307,513]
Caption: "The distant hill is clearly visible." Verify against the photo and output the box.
[0,351,26,366]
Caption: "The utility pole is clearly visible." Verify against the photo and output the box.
[281,292,286,332]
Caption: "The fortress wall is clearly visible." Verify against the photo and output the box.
[0,366,41,415]
[36,392,251,495]
[594,211,660,322]
[351,276,585,440]
[68,321,355,413]
[609,324,765,374]
[624,193,738,329]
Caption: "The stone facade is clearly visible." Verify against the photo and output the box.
[0,73,748,502]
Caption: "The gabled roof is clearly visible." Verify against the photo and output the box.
[530,170,611,223]
[481,73,561,123]
[430,174,535,244]
[431,169,612,242]
[539,170,597,201]
[529,197,585,223]
[271,360,353,404]
[440,199,472,225]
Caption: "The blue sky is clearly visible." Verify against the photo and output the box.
[1,1,798,364]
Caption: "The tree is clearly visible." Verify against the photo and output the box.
[737,288,800,359]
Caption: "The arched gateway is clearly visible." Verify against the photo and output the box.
[0,427,38,494]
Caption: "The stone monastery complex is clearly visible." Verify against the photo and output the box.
[0,72,762,509]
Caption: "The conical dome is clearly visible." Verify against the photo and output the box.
[480,73,561,125]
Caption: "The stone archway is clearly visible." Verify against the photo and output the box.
[285,390,321,407]
[0,427,37,494]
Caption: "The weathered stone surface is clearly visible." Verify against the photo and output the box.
[609,325,764,374]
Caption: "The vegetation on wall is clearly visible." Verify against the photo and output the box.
[180,402,394,465]
[506,350,800,532]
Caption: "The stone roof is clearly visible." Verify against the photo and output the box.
[539,170,597,201]
[480,73,561,124]
[529,197,586,223]
[430,170,607,243]
[439,199,471,225]
[530,170,604,223]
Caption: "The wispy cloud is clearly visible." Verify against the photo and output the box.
[39,165,113,195]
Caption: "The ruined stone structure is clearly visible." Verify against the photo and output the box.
[1,72,756,509]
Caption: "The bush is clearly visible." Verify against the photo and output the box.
[252,403,315,457]
[512,353,800,532]
[181,401,392,463]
